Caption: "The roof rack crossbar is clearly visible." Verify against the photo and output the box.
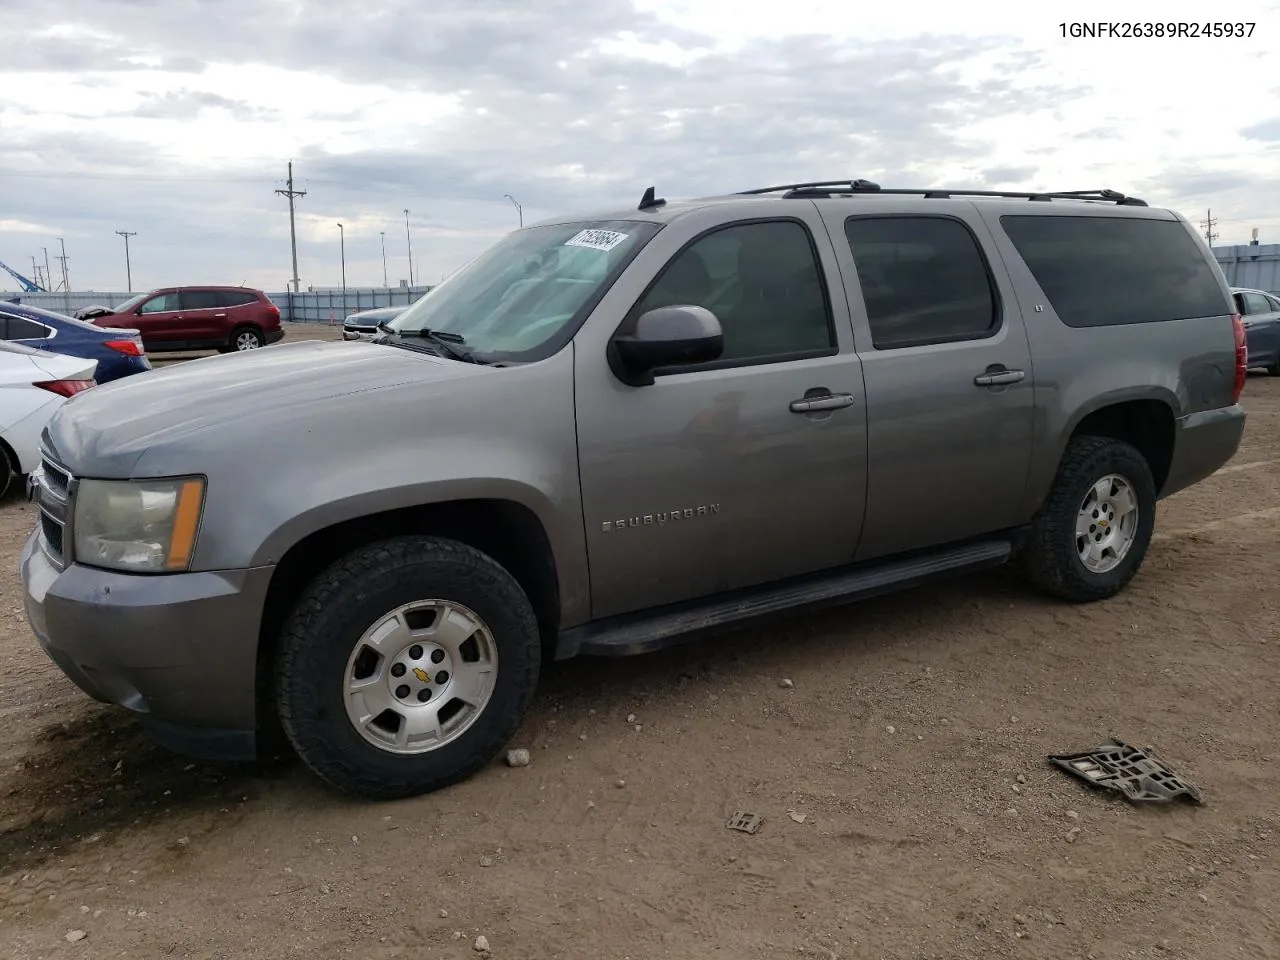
[737,182,1147,207]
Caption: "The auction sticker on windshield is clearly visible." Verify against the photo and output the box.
[564,229,629,252]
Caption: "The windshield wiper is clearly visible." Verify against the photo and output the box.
[400,328,485,363]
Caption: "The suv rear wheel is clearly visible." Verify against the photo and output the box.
[1019,436,1157,603]
[275,535,541,800]
[231,326,266,351]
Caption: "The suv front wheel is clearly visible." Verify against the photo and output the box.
[1020,436,1157,603]
[276,535,541,800]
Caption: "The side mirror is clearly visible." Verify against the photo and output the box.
[609,305,723,386]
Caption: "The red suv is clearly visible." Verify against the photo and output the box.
[80,286,285,353]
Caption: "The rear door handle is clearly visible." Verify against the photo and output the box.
[790,392,857,413]
[974,368,1025,387]
[214,313,227,318]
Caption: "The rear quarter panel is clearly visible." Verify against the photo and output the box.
[974,205,1239,516]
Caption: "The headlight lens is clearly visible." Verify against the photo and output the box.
[73,477,206,573]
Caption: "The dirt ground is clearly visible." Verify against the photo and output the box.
[1,328,1277,960]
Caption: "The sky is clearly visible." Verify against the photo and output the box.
[1,0,1278,294]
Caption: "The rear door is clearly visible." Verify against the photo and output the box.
[815,201,1035,561]
[178,289,223,344]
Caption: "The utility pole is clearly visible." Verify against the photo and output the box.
[275,161,306,293]
[404,209,415,287]
[504,193,523,228]
[42,247,52,291]
[115,230,137,291]
[30,257,41,291]
[380,231,388,287]
[1200,209,1218,247]
[336,223,346,299]
[55,238,70,292]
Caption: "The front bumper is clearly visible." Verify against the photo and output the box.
[20,528,275,761]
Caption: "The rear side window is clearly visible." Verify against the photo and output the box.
[218,290,258,307]
[2,316,49,340]
[1000,216,1229,327]
[843,216,999,350]
[180,290,221,310]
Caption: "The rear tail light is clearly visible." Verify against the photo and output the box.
[103,339,144,357]
[34,379,95,398]
[267,303,281,321]
[1231,312,1248,404]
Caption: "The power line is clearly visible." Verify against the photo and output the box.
[275,160,306,294]
[1200,208,1219,247]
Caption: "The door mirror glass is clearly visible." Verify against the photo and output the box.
[610,305,723,386]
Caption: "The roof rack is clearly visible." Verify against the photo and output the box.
[736,180,1148,207]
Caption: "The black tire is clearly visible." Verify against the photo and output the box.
[276,535,541,800]
[0,460,13,501]
[1019,436,1157,603]
[231,326,266,351]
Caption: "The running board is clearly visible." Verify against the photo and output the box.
[555,537,1016,659]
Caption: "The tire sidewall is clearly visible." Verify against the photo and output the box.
[279,546,539,793]
[1061,443,1156,592]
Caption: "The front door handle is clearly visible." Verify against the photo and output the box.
[214,313,227,318]
[790,392,857,413]
[974,367,1025,387]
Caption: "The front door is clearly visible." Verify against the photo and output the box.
[574,209,869,620]
[815,203,1036,561]
[133,291,182,344]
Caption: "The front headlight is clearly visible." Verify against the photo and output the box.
[73,477,206,573]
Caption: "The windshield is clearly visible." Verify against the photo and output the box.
[387,219,660,362]
[111,293,148,313]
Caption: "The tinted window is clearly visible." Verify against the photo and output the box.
[218,290,258,307]
[140,293,179,314]
[633,220,834,364]
[1267,294,1280,312]
[1241,291,1272,315]
[180,289,221,310]
[3,316,49,340]
[843,216,997,350]
[1001,216,1229,327]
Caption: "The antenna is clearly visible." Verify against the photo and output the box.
[638,186,666,210]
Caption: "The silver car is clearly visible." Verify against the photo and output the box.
[342,306,407,341]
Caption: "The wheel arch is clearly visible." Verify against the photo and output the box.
[255,497,563,731]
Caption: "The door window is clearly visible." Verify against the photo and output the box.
[630,220,835,365]
[1241,291,1273,315]
[180,290,221,310]
[139,293,179,314]
[843,216,999,350]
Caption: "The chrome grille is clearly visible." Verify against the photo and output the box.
[33,454,74,569]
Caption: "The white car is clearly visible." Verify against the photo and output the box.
[0,341,97,498]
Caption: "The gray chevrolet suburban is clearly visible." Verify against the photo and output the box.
[22,181,1248,799]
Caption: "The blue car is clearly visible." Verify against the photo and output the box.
[0,301,151,384]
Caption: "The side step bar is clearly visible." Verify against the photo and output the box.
[555,536,1017,659]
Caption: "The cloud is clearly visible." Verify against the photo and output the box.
[131,90,275,121]
[1240,118,1280,143]
[0,0,1275,290]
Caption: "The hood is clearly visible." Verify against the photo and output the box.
[347,307,406,323]
[45,339,486,474]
